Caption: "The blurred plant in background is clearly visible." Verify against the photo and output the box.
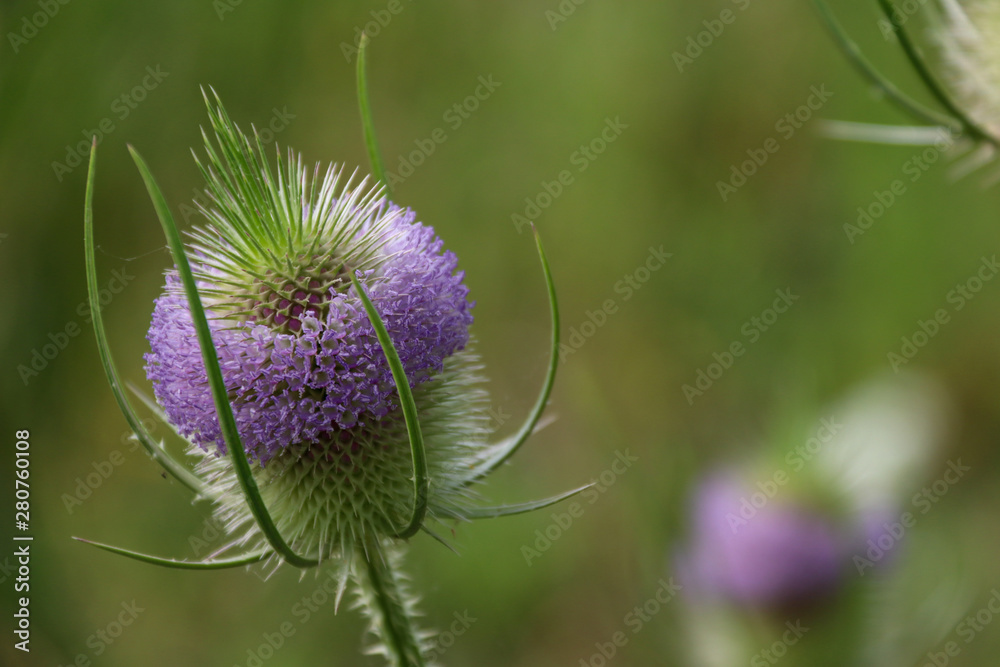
[815,0,1000,178]
[673,374,977,666]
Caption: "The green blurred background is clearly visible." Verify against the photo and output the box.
[3,0,1000,665]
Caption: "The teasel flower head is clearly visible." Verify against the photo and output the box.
[143,94,495,567]
[814,0,1000,177]
[79,39,585,667]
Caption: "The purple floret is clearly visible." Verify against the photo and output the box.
[144,203,473,462]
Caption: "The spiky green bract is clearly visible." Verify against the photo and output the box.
[349,270,428,538]
[82,138,209,497]
[129,144,319,569]
[357,33,390,192]
[464,224,558,483]
[72,537,266,570]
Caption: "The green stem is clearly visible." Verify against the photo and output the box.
[355,544,429,667]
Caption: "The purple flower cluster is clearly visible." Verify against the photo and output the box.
[145,203,473,462]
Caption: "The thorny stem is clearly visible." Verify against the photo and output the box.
[355,543,429,667]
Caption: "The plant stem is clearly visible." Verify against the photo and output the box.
[354,543,429,667]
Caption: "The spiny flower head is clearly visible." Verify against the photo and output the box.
[143,91,491,563]
[82,55,571,666]
[935,0,1000,138]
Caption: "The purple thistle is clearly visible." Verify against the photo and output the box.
[81,84,572,667]
[145,202,474,463]
[133,94,499,566]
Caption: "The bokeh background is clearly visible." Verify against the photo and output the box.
[4,0,1000,665]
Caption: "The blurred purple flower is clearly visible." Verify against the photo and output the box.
[677,473,849,612]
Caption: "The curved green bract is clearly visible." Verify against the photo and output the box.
[446,483,594,521]
[357,33,390,192]
[128,146,318,569]
[812,0,958,131]
[348,273,428,540]
[83,139,209,497]
[875,0,998,146]
[466,225,560,482]
[74,537,265,570]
